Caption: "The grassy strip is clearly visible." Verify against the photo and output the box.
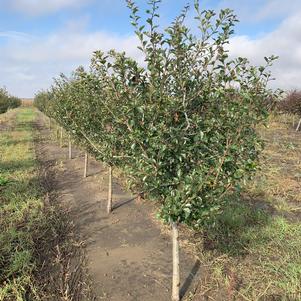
[185,114,301,301]
[0,108,43,300]
[0,108,94,301]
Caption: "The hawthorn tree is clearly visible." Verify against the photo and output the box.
[47,62,134,213]
[34,90,54,130]
[124,1,279,300]
[34,91,48,113]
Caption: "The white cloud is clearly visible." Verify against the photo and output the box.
[1,7,301,97]
[0,26,142,97]
[227,12,301,90]
[2,31,140,62]
[0,31,33,41]
[254,0,301,21]
[2,0,91,15]
[217,0,301,22]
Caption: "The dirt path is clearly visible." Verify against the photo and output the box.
[34,111,200,301]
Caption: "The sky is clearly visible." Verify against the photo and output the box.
[0,0,301,97]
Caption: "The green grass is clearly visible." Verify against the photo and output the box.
[186,114,301,301]
[0,108,94,301]
[0,108,43,300]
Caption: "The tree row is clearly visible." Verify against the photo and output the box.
[34,1,280,300]
[0,87,21,114]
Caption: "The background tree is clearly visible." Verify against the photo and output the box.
[0,87,21,114]
[278,90,301,130]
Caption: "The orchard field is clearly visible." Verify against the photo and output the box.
[1,1,301,301]
[0,105,300,301]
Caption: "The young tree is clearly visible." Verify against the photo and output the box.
[47,65,132,213]
[125,1,279,299]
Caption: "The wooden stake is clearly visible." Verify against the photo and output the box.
[56,126,59,140]
[60,127,63,148]
[296,118,301,132]
[107,165,112,214]
[84,151,88,178]
[172,221,180,301]
[68,135,72,159]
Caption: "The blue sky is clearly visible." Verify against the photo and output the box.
[1,0,301,97]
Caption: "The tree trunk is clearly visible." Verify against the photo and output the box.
[49,117,51,130]
[172,221,180,301]
[68,135,72,159]
[84,151,88,178]
[60,127,63,148]
[296,118,301,132]
[107,165,113,214]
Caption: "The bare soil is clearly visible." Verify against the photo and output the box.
[34,111,201,301]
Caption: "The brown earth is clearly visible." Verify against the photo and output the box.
[34,111,201,301]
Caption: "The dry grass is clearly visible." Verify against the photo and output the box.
[183,113,301,301]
